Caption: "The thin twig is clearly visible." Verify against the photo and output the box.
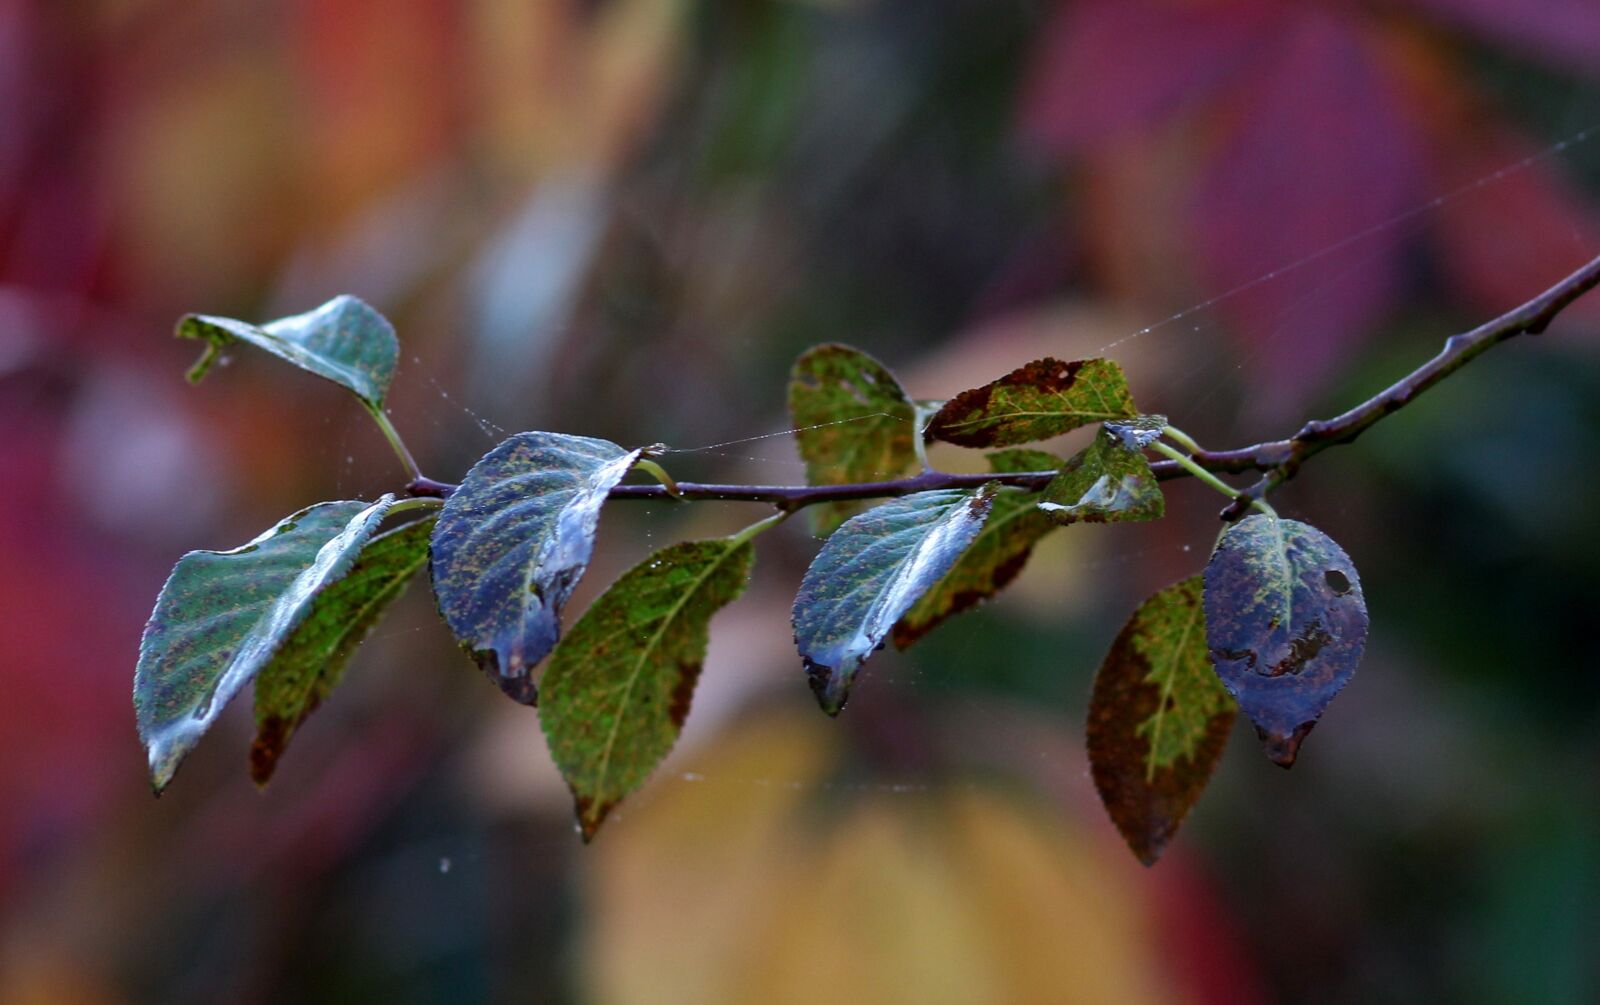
[406,253,1600,516]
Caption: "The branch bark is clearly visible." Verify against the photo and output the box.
[407,253,1600,516]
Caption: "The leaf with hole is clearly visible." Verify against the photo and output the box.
[1036,427,1164,525]
[542,537,755,840]
[1088,577,1235,865]
[135,495,398,791]
[430,432,642,704]
[788,343,919,535]
[926,357,1136,448]
[892,449,1061,648]
[250,515,434,785]
[794,487,996,715]
[178,295,399,410]
[1203,515,1367,767]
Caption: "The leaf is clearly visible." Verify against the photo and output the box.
[177,295,399,410]
[892,449,1061,649]
[249,515,434,785]
[794,487,996,715]
[1087,577,1236,866]
[1202,515,1367,767]
[788,343,919,535]
[926,357,1136,448]
[429,432,643,705]
[542,537,755,840]
[1102,413,1168,449]
[135,495,398,792]
[1036,427,1164,525]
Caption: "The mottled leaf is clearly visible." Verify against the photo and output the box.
[892,449,1061,649]
[430,432,642,705]
[543,537,755,840]
[135,496,397,791]
[1036,427,1164,525]
[178,295,399,410]
[927,357,1136,448]
[794,487,996,715]
[788,343,919,535]
[250,515,434,785]
[1203,515,1367,767]
[1088,577,1235,866]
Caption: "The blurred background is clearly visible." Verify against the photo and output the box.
[3,1,1599,1002]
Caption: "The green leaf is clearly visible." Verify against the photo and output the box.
[249,515,434,785]
[177,295,399,411]
[1203,515,1367,767]
[926,357,1136,448]
[429,432,643,705]
[135,495,399,791]
[1037,427,1165,525]
[793,487,996,715]
[542,537,755,840]
[1087,577,1235,866]
[892,449,1061,649]
[788,343,918,535]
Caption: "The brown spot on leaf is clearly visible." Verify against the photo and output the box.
[249,716,290,786]
[668,659,703,729]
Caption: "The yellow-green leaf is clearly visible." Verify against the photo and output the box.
[1087,577,1235,866]
[788,344,918,535]
[250,516,434,785]
[927,357,1136,448]
[542,537,755,840]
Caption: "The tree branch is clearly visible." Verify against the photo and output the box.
[407,253,1600,515]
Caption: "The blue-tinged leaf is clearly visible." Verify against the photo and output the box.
[1203,515,1367,767]
[135,495,398,791]
[430,432,643,704]
[178,295,398,410]
[793,487,996,715]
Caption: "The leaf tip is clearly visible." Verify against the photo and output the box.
[803,659,848,716]
[1257,721,1315,768]
[574,795,615,843]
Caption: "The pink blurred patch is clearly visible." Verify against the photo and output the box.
[1188,11,1423,410]
[1020,0,1285,156]
[1429,127,1600,326]
[1396,0,1600,78]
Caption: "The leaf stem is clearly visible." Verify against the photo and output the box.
[1160,425,1203,455]
[1150,440,1276,518]
[367,405,423,483]
[387,496,443,516]
[633,458,682,498]
[730,510,789,547]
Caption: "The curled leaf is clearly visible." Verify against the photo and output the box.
[177,295,398,410]
[788,344,919,534]
[1087,577,1235,866]
[794,487,996,715]
[1103,413,1168,449]
[135,496,398,791]
[926,357,1136,448]
[892,449,1061,648]
[1036,427,1164,525]
[250,516,434,785]
[542,537,755,840]
[1203,515,1367,767]
[429,432,642,704]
